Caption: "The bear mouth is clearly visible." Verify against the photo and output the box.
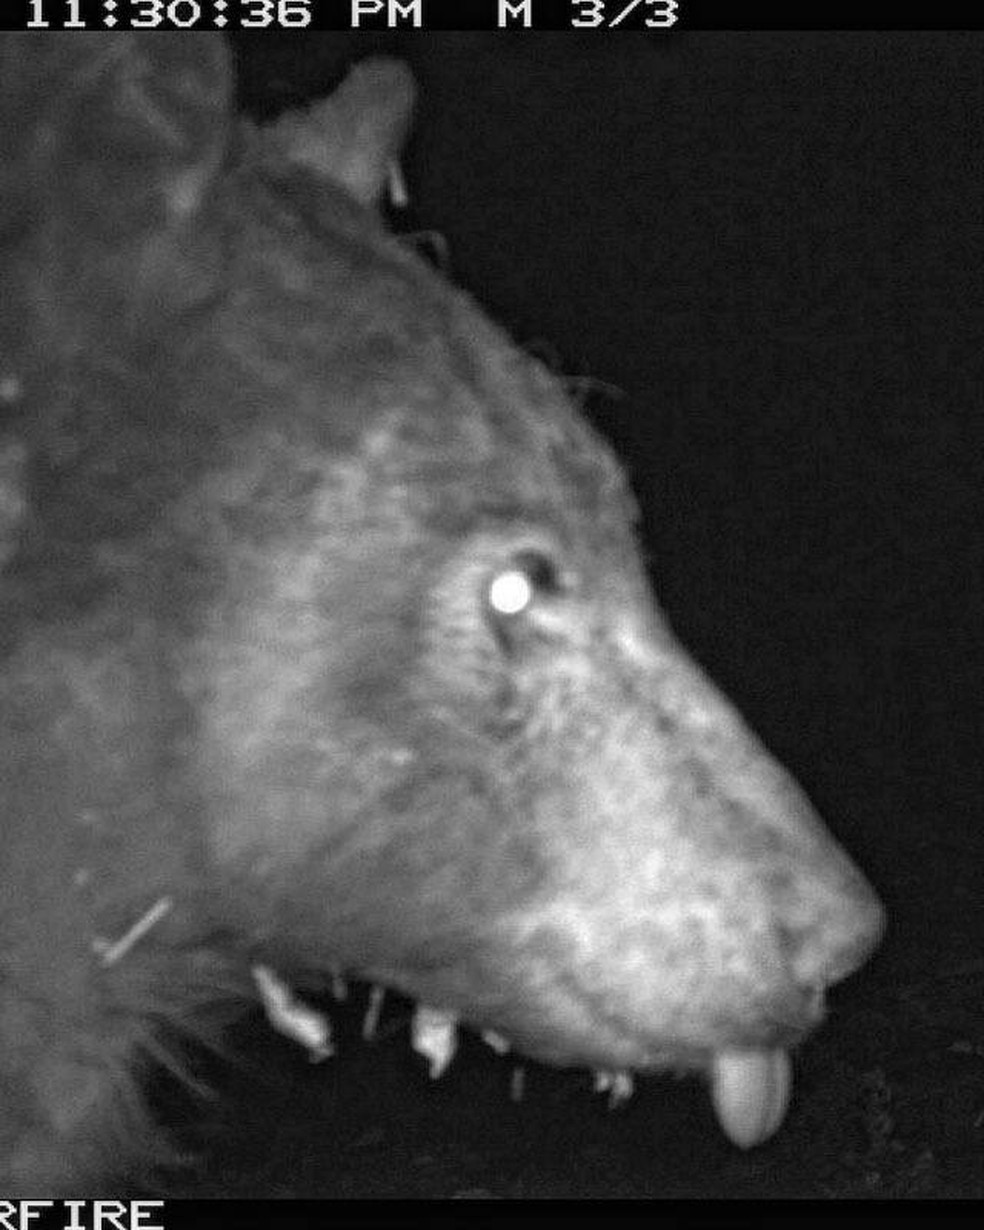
[253,964,804,1150]
[410,1002,799,1151]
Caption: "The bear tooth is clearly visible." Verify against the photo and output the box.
[710,1048,792,1149]
[411,1005,458,1078]
[252,965,333,1062]
[387,159,409,208]
[593,1069,635,1107]
[362,984,386,1039]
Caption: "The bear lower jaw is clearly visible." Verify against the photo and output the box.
[254,966,797,1150]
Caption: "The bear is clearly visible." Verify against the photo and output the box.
[0,33,885,1195]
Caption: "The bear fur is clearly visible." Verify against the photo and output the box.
[0,35,883,1193]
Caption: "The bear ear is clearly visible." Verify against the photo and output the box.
[261,58,416,208]
[0,32,230,346]
[0,34,231,469]
[1,32,230,238]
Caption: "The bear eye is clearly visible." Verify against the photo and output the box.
[487,549,563,619]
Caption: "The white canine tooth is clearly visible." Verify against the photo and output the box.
[481,1030,510,1055]
[253,964,333,1062]
[710,1049,792,1149]
[411,1005,458,1078]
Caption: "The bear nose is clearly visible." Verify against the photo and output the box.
[780,862,886,989]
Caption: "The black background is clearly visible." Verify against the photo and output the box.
[163,31,983,1199]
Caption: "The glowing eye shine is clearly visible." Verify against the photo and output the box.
[488,568,534,617]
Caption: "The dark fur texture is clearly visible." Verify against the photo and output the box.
[0,35,884,1193]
